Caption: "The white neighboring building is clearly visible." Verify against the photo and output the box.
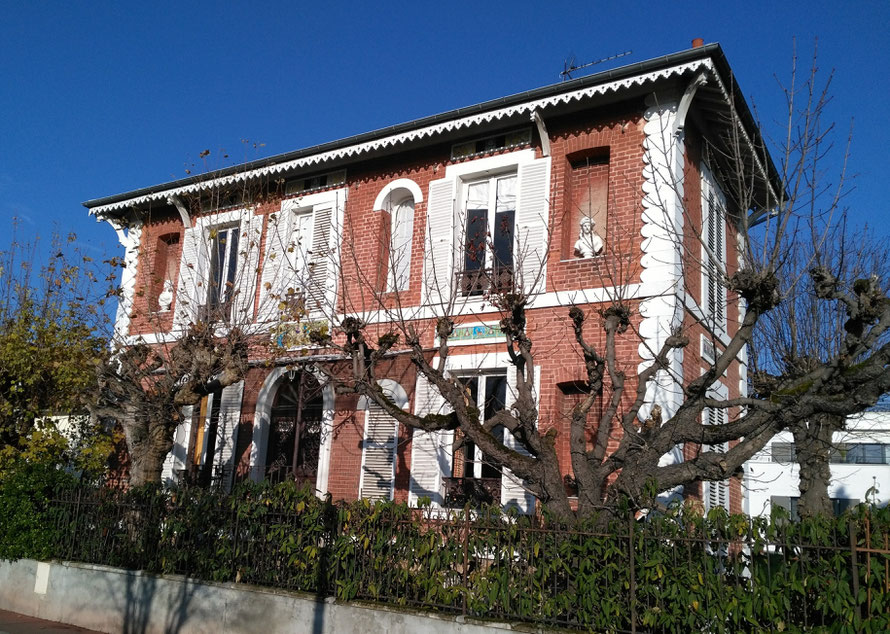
[744,402,890,518]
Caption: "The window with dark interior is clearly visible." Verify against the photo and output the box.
[444,372,507,507]
[265,371,323,488]
[205,225,240,321]
[459,175,516,295]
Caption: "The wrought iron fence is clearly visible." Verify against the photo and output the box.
[42,485,890,633]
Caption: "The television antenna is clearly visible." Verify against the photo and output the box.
[561,50,632,81]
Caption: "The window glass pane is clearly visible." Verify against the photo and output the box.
[492,210,514,269]
[495,176,516,213]
[862,444,883,464]
[467,181,488,211]
[224,228,239,289]
[484,374,507,419]
[464,208,487,272]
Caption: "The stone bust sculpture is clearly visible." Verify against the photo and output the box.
[158,278,175,312]
[574,217,603,258]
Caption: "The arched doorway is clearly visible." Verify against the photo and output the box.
[265,370,324,487]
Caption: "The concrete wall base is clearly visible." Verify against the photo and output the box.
[0,559,524,634]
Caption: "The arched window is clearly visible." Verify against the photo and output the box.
[387,196,415,292]
[374,179,422,293]
[266,371,324,486]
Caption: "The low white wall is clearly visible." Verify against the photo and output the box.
[0,559,515,634]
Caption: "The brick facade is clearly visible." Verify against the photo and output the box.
[89,45,767,515]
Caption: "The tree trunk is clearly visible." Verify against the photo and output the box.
[792,414,843,518]
[122,417,175,487]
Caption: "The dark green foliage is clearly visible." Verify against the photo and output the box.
[4,480,889,633]
[0,463,77,561]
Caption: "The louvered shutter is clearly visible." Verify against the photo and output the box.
[501,366,535,513]
[360,405,399,501]
[232,216,263,325]
[306,205,333,315]
[213,381,244,492]
[422,179,456,305]
[703,381,730,512]
[702,166,726,329]
[173,225,204,328]
[408,373,452,507]
[161,405,193,485]
[515,158,551,295]
[258,212,290,323]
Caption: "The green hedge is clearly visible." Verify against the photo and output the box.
[3,477,888,633]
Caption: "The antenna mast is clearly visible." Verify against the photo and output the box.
[561,50,632,81]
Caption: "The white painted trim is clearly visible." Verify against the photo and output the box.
[89,59,713,216]
[443,148,535,179]
[637,94,686,427]
[356,378,410,411]
[372,178,424,211]
[280,187,347,213]
[248,366,335,498]
[115,282,648,347]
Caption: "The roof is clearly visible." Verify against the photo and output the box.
[83,43,780,217]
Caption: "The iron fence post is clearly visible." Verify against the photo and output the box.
[849,522,862,626]
[629,512,636,634]
[462,507,470,617]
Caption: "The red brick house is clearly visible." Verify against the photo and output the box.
[85,42,776,515]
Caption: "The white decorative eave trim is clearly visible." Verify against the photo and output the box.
[89,59,714,216]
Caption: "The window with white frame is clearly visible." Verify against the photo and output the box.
[444,372,507,507]
[458,173,517,296]
[205,225,240,321]
[422,150,549,305]
[259,189,343,323]
[701,164,727,331]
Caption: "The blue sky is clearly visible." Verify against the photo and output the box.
[1,0,888,259]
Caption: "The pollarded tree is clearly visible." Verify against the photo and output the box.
[305,49,889,523]
[89,152,281,487]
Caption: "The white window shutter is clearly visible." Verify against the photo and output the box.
[422,179,455,305]
[501,366,535,514]
[161,405,193,486]
[360,405,399,502]
[232,216,263,325]
[306,205,333,314]
[701,166,727,330]
[173,225,204,328]
[515,158,551,295]
[703,381,730,512]
[408,372,452,508]
[213,381,244,492]
[258,212,290,323]
[388,200,415,292]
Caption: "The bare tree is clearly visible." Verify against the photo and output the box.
[293,50,890,524]
[90,158,278,487]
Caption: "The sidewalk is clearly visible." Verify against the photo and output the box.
[0,610,105,634]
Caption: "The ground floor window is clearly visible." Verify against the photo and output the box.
[265,370,323,488]
[444,372,507,507]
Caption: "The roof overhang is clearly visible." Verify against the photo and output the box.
[84,43,781,221]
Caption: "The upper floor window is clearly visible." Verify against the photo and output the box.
[205,225,240,321]
[701,164,727,330]
[386,196,415,292]
[459,173,516,296]
[373,179,422,295]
